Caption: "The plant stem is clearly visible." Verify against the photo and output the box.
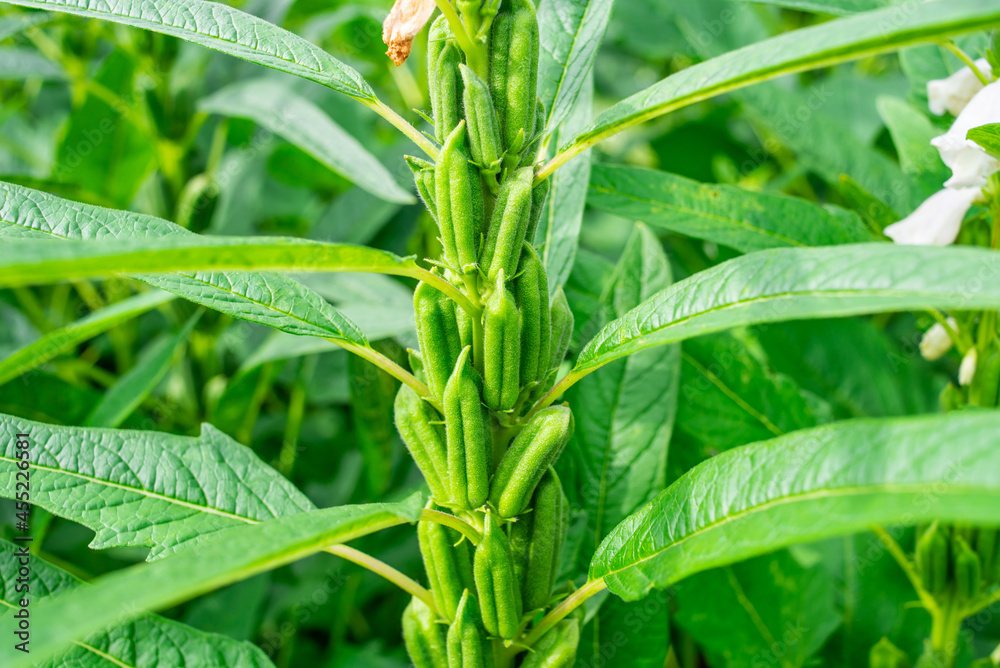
[930,593,964,668]
[433,0,488,79]
[364,99,439,161]
[410,266,482,320]
[420,508,483,544]
[939,41,990,85]
[339,341,441,412]
[522,578,606,647]
[870,525,939,615]
[523,367,594,421]
[325,544,437,613]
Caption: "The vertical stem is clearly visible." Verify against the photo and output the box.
[930,593,964,668]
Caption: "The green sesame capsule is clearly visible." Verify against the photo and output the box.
[524,176,551,249]
[444,346,491,510]
[916,523,949,596]
[869,638,908,668]
[406,156,437,221]
[521,468,566,612]
[419,504,477,621]
[514,244,551,388]
[429,16,463,142]
[447,590,489,668]
[489,406,574,518]
[414,281,463,400]
[460,64,503,174]
[436,122,485,274]
[474,512,523,639]
[954,535,982,600]
[394,384,449,502]
[520,619,580,668]
[402,596,448,668]
[480,167,534,284]
[483,271,522,411]
[519,100,547,168]
[548,287,573,373]
[489,0,540,155]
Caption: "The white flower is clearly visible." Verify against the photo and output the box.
[927,58,993,116]
[884,187,982,246]
[931,80,1000,188]
[383,0,436,66]
[959,348,978,386]
[920,318,958,361]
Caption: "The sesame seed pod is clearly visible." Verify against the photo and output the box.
[480,167,534,284]
[402,596,448,668]
[394,384,449,502]
[414,281,463,400]
[483,271,522,411]
[444,346,492,510]
[473,512,522,639]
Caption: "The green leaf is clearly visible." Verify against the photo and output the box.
[588,164,874,252]
[731,0,889,15]
[968,122,1000,160]
[0,497,422,667]
[0,412,315,559]
[0,236,422,288]
[0,540,276,668]
[0,290,175,386]
[536,0,613,132]
[574,244,1000,376]
[590,411,1000,600]
[199,79,414,204]
[563,224,678,667]
[0,0,375,100]
[83,313,200,427]
[0,11,52,41]
[551,0,1000,170]
[0,181,390,345]
[673,549,840,668]
[877,95,950,203]
[0,46,62,80]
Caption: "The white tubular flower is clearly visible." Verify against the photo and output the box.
[931,80,1000,188]
[927,58,993,116]
[383,0,436,66]
[884,187,982,246]
[959,348,978,386]
[919,318,958,362]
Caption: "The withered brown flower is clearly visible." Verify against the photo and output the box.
[383,0,437,65]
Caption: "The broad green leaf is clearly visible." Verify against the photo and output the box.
[590,411,1000,600]
[0,181,379,345]
[754,318,942,419]
[0,11,52,41]
[673,549,840,668]
[588,164,873,252]
[731,0,889,15]
[537,73,593,291]
[199,79,414,204]
[671,331,821,480]
[0,290,174,386]
[537,0,613,132]
[564,224,677,667]
[551,0,1000,171]
[573,244,1000,376]
[0,0,375,100]
[0,540,276,668]
[0,496,422,667]
[0,412,315,559]
[83,313,199,427]
[968,123,1000,161]
[0,236,423,288]
[877,95,950,202]
[0,372,101,425]
[0,46,62,79]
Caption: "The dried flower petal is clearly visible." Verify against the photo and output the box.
[383,0,437,65]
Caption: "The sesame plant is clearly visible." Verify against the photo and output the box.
[2,0,1000,667]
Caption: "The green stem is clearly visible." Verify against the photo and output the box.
[420,508,483,544]
[433,0,488,78]
[940,41,990,85]
[411,266,482,320]
[870,525,939,615]
[364,99,439,160]
[522,578,606,647]
[930,593,964,668]
[325,544,437,613]
[340,341,441,413]
[523,367,594,421]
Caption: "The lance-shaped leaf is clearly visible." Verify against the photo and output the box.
[544,0,1000,175]
[0,290,175,386]
[0,182,375,344]
[590,411,1000,600]
[199,79,414,204]
[588,164,874,253]
[0,0,375,100]
[0,540,276,667]
[0,496,423,667]
[733,0,889,15]
[537,0,613,131]
[0,413,315,559]
[574,244,1000,376]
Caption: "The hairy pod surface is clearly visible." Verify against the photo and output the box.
[481,167,534,284]
[514,244,551,388]
[489,406,574,518]
[521,618,580,668]
[429,17,463,142]
[547,287,573,375]
[414,281,463,400]
[954,535,981,600]
[489,0,539,154]
[521,468,566,612]
[519,101,546,168]
[445,346,492,509]
[483,272,522,411]
[436,123,485,273]
[407,156,438,221]
[395,384,449,501]
[473,512,522,639]
[460,64,503,173]
[447,590,489,668]
[916,524,949,596]
[524,176,551,248]
[418,506,477,622]
[402,596,448,668]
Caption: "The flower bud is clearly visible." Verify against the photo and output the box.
[919,318,957,361]
[960,348,978,386]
